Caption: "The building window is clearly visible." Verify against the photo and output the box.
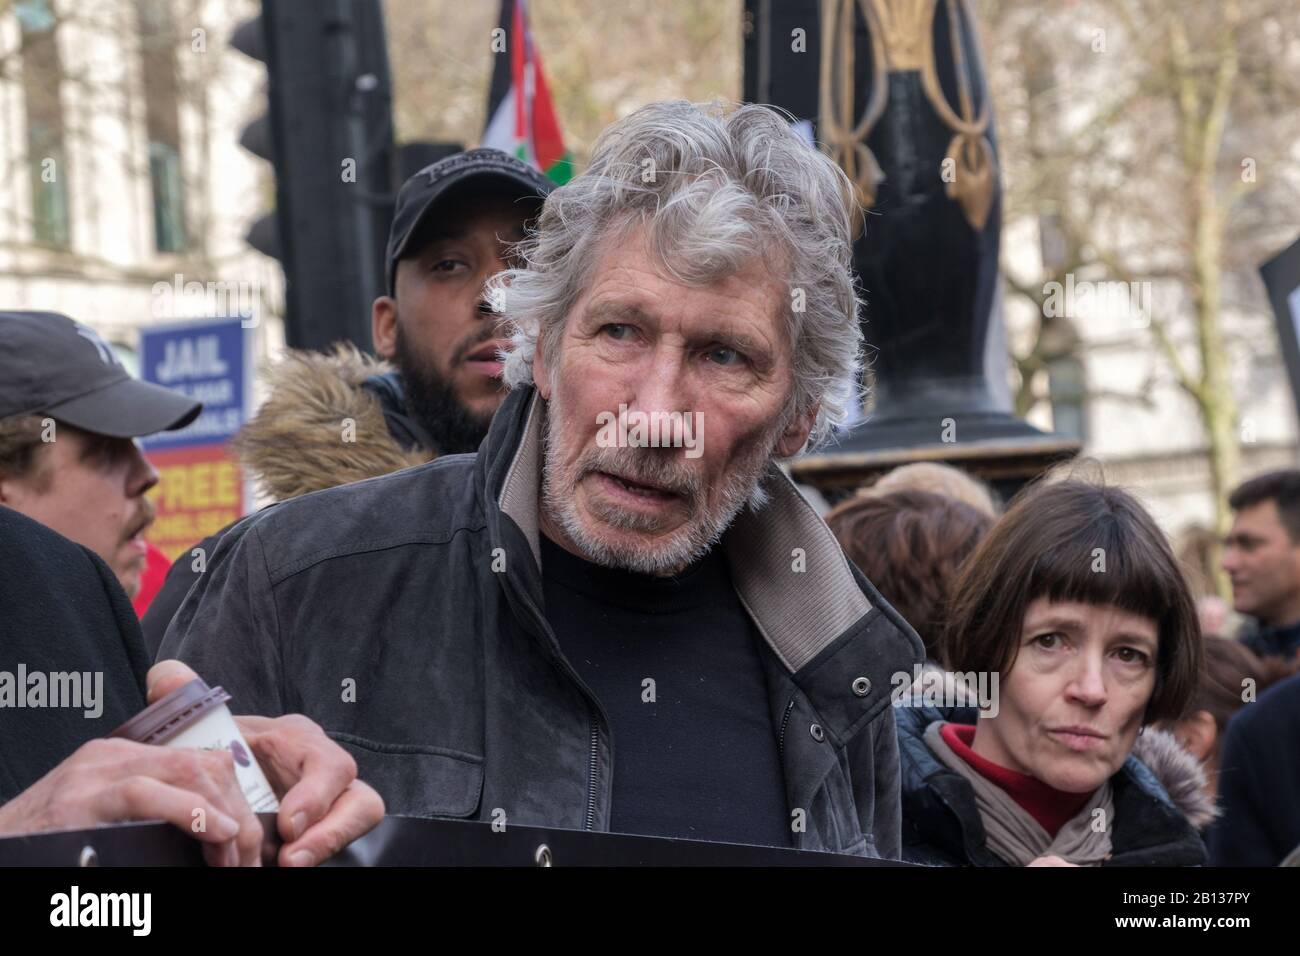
[149,142,187,252]
[17,0,71,248]
[136,0,188,253]
[1047,354,1088,441]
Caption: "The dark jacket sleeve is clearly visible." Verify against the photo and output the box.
[869,703,903,859]
[140,530,226,662]
[157,517,287,719]
[0,508,150,800]
[843,700,903,860]
[1208,683,1300,866]
[92,546,153,696]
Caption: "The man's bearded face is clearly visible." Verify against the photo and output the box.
[535,226,813,576]
[386,192,532,454]
[394,319,498,455]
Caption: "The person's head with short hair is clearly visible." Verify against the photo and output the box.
[826,489,993,658]
[372,149,553,454]
[494,101,862,575]
[1223,470,1300,628]
[942,479,1202,794]
[0,312,200,598]
[868,461,998,518]
[1161,636,1297,799]
[1,417,159,598]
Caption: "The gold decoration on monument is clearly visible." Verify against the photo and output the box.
[873,0,930,69]
[818,0,998,232]
[819,0,887,232]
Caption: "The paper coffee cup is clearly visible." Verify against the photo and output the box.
[111,678,279,813]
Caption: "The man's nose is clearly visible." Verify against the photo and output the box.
[128,442,159,497]
[631,348,693,417]
[1221,545,1240,573]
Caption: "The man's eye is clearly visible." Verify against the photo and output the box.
[602,324,633,340]
[432,259,466,273]
[704,346,743,366]
[84,436,132,470]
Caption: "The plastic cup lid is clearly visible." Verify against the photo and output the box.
[109,677,233,745]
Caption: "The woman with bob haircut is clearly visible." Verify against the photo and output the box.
[896,479,1213,866]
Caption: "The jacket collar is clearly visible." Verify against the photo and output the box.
[480,385,917,678]
[361,370,439,453]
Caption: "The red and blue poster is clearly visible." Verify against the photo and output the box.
[139,317,253,561]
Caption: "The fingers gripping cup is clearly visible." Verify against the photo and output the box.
[111,678,279,813]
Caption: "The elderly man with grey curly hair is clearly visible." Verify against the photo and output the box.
[163,101,923,858]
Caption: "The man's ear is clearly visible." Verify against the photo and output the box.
[372,296,398,360]
[532,333,552,400]
[0,454,44,507]
[0,472,17,505]
[1173,709,1218,762]
[774,401,818,458]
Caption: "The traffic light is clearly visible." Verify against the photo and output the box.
[742,0,821,122]
[231,0,395,351]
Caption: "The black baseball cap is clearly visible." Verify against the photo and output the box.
[385,147,554,296]
[0,311,201,439]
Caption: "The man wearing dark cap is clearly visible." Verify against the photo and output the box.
[139,148,552,654]
[231,146,553,484]
[0,311,199,599]
[371,147,554,454]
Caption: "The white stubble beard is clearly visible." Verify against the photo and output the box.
[539,390,784,576]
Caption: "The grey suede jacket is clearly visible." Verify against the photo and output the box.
[160,385,924,858]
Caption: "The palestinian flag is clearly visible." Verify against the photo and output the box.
[483,0,573,184]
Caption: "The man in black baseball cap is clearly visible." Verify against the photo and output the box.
[224,149,551,503]
[370,147,553,454]
[0,311,200,599]
[138,149,553,654]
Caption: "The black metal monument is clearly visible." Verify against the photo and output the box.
[744,0,1078,500]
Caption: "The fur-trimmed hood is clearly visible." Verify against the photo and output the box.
[232,345,431,503]
[1130,724,1218,831]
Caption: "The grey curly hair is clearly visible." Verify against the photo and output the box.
[493,100,863,449]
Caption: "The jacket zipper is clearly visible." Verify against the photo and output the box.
[777,697,796,758]
[584,715,600,830]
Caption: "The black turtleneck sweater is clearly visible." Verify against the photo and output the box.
[540,534,791,848]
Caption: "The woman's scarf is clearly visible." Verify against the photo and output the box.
[924,721,1114,866]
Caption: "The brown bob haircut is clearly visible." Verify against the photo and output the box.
[941,478,1201,723]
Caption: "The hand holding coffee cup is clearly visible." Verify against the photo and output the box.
[143,660,384,867]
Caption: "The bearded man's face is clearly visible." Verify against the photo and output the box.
[377,191,533,454]
[535,225,815,575]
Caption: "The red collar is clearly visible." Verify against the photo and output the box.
[940,723,1094,837]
